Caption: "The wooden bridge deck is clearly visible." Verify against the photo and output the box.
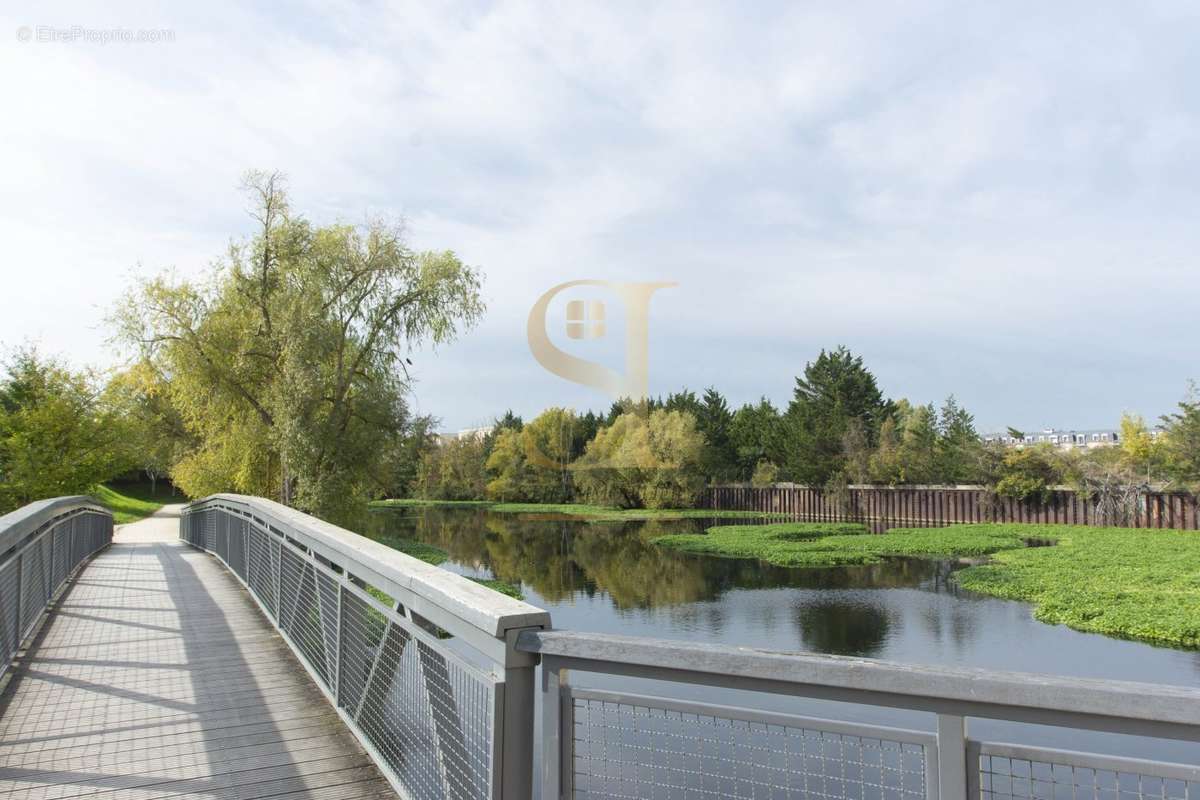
[0,506,399,800]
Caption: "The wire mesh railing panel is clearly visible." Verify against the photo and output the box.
[976,744,1200,800]
[0,505,113,680]
[0,556,21,667]
[226,516,247,581]
[277,547,331,688]
[569,691,930,800]
[338,586,497,800]
[19,539,46,635]
[51,527,70,589]
[38,534,54,606]
[246,525,277,617]
[317,571,339,693]
[180,499,536,800]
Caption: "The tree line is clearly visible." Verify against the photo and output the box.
[410,347,1200,509]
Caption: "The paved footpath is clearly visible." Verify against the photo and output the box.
[0,505,398,800]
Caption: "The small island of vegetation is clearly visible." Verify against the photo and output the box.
[653,521,1200,647]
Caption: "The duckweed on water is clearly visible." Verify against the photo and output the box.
[653,521,1200,647]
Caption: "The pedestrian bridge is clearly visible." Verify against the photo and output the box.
[0,495,1197,800]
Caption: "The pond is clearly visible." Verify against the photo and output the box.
[368,505,1200,764]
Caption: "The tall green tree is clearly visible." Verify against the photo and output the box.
[1118,412,1166,483]
[105,359,191,492]
[0,349,132,512]
[729,398,782,481]
[936,395,982,484]
[695,387,737,481]
[416,436,487,500]
[781,347,893,485]
[113,171,484,519]
[520,407,579,502]
[1162,385,1200,488]
[482,410,523,460]
[484,408,579,502]
[378,414,437,497]
[574,409,705,508]
[868,400,937,484]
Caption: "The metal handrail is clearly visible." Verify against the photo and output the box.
[175,495,1200,800]
[516,629,1200,739]
[181,493,549,800]
[520,629,1200,800]
[0,495,106,557]
[0,495,113,681]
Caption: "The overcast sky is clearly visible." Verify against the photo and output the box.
[2,2,1198,433]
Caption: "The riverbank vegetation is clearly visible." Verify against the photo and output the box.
[654,521,1200,647]
[653,522,1033,567]
[404,348,1200,511]
[370,497,782,521]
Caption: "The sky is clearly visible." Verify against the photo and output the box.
[1,1,1198,434]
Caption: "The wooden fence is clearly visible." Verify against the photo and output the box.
[701,484,1200,531]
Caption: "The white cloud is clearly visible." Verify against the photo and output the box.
[0,0,1197,431]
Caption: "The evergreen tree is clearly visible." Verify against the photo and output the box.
[1162,384,1200,488]
[936,395,982,484]
[696,387,737,481]
[729,398,783,480]
[781,347,893,485]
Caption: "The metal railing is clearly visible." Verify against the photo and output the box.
[0,496,113,681]
[178,495,1200,800]
[180,494,550,800]
[518,630,1200,800]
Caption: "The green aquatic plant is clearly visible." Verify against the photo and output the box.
[655,521,1200,647]
[653,522,1030,567]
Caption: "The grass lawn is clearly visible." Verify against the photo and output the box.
[94,482,180,524]
[369,533,524,600]
[654,521,1200,647]
[369,498,784,522]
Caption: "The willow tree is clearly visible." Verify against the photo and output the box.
[114,171,484,519]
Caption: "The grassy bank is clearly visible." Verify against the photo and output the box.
[371,533,524,600]
[370,498,783,522]
[654,521,1200,647]
[94,482,178,524]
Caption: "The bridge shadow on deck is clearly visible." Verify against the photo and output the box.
[0,507,397,800]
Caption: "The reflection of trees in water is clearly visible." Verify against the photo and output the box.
[367,507,962,611]
[795,601,893,657]
[919,603,978,652]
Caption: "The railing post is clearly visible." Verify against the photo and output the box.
[935,713,967,800]
[501,627,541,800]
[540,655,566,800]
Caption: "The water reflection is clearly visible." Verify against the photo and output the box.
[367,506,1200,686]
[369,506,958,609]
[795,600,893,656]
